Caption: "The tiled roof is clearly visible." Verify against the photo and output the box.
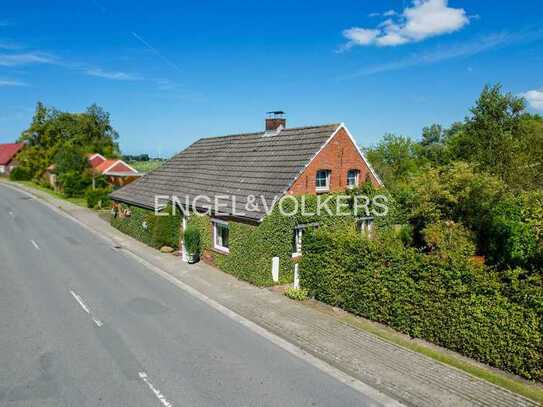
[94,159,137,175]
[110,124,341,221]
[0,143,24,165]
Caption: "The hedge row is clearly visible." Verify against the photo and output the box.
[111,203,180,250]
[300,228,543,380]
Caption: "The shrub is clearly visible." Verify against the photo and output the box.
[489,191,543,270]
[9,166,32,181]
[300,228,543,380]
[59,171,91,197]
[422,221,476,258]
[284,287,308,301]
[85,188,111,209]
[184,225,201,255]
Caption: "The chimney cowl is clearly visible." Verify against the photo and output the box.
[265,111,286,132]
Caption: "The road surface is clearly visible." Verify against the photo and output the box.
[0,184,382,407]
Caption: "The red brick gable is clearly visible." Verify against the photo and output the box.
[287,126,380,195]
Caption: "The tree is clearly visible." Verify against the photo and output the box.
[447,84,543,189]
[365,134,426,189]
[16,102,120,178]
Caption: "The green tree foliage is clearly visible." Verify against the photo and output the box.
[447,84,543,190]
[365,134,426,189]
[16,102,119,178]
[489,191,543,270]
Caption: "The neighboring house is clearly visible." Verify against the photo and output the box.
[87,153,141,188]
[45,153,141,190]
[0,143,24,176]
[110,115,382,280]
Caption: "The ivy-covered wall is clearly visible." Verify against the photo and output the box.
[186,189,387,286]
[111,203,180,250]
[112,183,390,287]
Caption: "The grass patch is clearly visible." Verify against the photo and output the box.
[127,160,163,173]
[12,181,87,208]
[339,313,543,404]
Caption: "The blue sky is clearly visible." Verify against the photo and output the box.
[1,0,542,157]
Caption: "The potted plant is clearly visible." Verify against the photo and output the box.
[184,225,201,264]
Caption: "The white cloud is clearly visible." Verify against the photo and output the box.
[0,52,56,66]
[85,68,142,81]
[341,31,531,78]
[522,88,543,110]
[340,0,469,49]
[0,79,28,87]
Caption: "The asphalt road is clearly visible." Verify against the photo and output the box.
[0,184,382,407]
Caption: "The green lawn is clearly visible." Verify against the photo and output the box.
[128,160,164,173]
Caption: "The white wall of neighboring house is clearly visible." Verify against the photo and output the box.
[0,165,5,174]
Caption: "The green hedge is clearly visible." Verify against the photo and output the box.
[111,203,180,250]
[300,228,543,380]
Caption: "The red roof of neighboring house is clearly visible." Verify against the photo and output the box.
[94,158,138,175]
[0,143,24,165]
[87,153,106,168]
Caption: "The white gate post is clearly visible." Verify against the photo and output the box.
[181,215,188,262]
[293,263,300,289]
[272,257,279,283]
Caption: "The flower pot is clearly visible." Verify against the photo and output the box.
[187,253,199,264]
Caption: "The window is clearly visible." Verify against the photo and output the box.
[292,222,319,256]
[315,170,331,192]
[357,217,374,237]
[347,169,360,188]
[213,219,229,252]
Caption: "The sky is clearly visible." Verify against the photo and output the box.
[1,0,542,158]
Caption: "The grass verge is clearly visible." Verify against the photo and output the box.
[338,312,543,404]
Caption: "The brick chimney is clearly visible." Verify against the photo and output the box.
[265,111,286,131]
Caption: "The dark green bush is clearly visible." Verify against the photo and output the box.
[300,228,543,380]
[489,191,543,270]
[9,166,32,181]
[184,225,201,255]
[59,171,91,197]
[85,188,111,209]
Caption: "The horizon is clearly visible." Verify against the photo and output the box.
[1,0,542,158]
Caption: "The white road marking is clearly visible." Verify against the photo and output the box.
[8,210,14,217]
[138,372,174,407]
[70,290,91,314]
[92,317,103,327]
[30,239,40,250]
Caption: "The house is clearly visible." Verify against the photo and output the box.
[87,153,141,188]
[110,114,382,283]
[0,143,24,176]
[45,153,141,190]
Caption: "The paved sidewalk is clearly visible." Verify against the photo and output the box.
[4,180,538,407]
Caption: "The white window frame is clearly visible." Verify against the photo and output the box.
[357,217,374,237]
[315,169,331,192]
[292,222,319,257]
[347,169,360,189]
[213,219,230,253]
